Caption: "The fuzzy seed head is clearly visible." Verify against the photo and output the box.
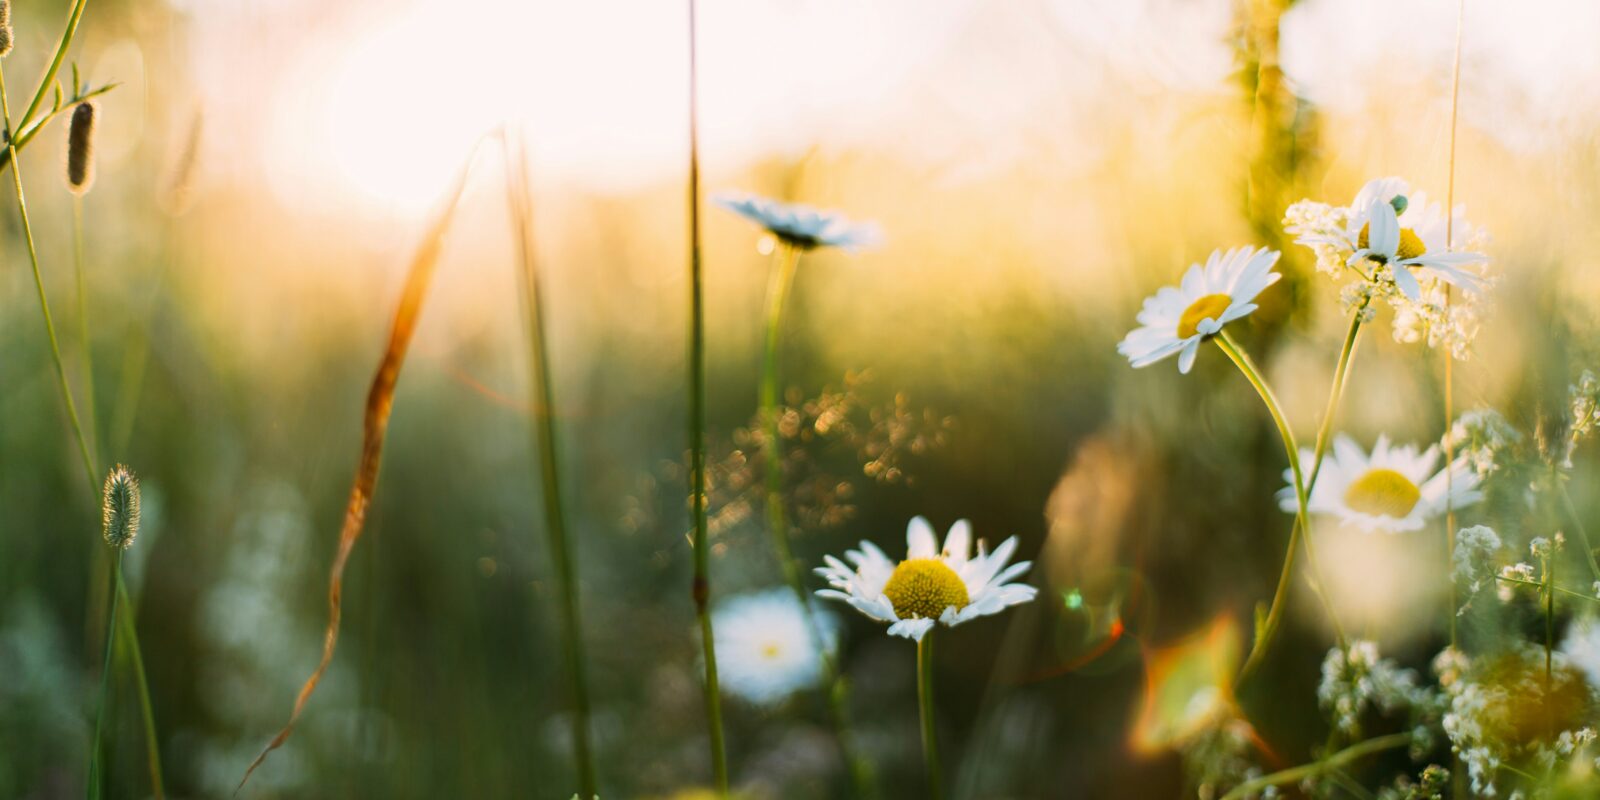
[102,464,141,550]
[67,102,97,193]
[0,0,11,59]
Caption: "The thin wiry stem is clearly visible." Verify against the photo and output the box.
[757,243,874,798]
[1219,733,1412,800]
[917,632,945,800]
[73,195,99,458]
[1443,0,1466,651]
[87,550,122,800]
[1218,329,1347,686]
[501,131,596,798]
[685,0,728,793]
[1555,475,1600,582]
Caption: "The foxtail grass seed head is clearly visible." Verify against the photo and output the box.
[102,465,141,550]
[0,0,11,59]
[67,102,97,193]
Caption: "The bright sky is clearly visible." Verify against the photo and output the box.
[170,0,1600,217]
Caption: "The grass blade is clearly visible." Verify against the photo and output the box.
[236,151,479,794]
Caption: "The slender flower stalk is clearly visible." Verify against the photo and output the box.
[757,242,874,797]
[1442,0,1465,650]
[917,631,945,800]
[88,465,139,800]
[1215,330,1348,683]
[87,548,122,800]
[1219,732,1413,800]
[501,133,596,798]
[684,0,727,793]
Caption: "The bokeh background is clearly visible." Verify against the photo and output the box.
[4,0,1600,796]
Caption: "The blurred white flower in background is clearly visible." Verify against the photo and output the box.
[714,589,836,706]
[714,192,883,252]
[1280,434,1481,533]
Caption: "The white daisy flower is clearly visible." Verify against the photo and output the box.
[1278,434,1482,533]
[1348,196,1486,302]
[713,192,883,252]
[713,588,837,706]
[1564,617,1600,692]
[1116,246,1282,374]
[815,516,1036,642]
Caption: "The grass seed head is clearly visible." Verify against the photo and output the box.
[102,464,141,550]
[0,0,12,58]
[67,102,97,193]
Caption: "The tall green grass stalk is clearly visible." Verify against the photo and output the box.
[87,548,122,800]
[758,243,873,797]
[0,58,165,800]
[685,0,728,792]
[501,131,597,798]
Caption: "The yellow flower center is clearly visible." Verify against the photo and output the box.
[1343,468,1422,518]
[759,641,782,660]
[1357,223,1427,261]
[883,558,969,620]
[1176,293,1233,339]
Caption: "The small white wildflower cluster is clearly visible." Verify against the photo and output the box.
[1453,525,1503,612]
[1318,641,1428,737]
[1451,409,1522,479]
[1436,645,1600,797]
[1563,370,1600,467]
[1284,177,1492,359]
[1182,716,1275,800]
[1375,764,1450,800]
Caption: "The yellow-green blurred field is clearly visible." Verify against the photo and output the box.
[6,0,1600,798]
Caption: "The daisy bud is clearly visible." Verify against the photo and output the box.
[0,0,13,59]
[1389,194,1408,215]
[102,464,141,550]
[66,102,97,194]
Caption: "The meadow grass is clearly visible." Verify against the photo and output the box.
[501,129,597,798]
[237,150,480,793]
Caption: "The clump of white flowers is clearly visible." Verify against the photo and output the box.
[1450,409,1522,478]
[1561,370,1600,467]
[1436,645,1599,797]
[1453,525,1503,612]
[1285,177,1492,360]
[1318,641,1429,737]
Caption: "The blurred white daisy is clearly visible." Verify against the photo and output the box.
[1116,246,1281,374]
[815,516,1036,642]
[1561,616,1600,691]
[713,588,837,706]
[1278,434,1482,533]
[713,192,883,252]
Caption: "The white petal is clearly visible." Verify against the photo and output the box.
[907,517,937,558]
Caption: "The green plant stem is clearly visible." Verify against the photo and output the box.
[757,243,874,798]
[1555,475,1600,582]
[917,632,945,800]
[1497,575,1598,603]
[1219,733,1412,800]
[15,0,91,133]
[115,575,164,799]
[72,195,99,457]
[87,550,122,800]
[0,64,95,496]
[502,133,596,798]
[685,1,727,793]
[1,64,164,800]
[1219,329,1348,686]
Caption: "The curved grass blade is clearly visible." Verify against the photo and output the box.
[236,152,479,794]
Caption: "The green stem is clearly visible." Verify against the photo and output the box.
[1496,575,1597,603]
[87,550,122,800]
[1220,733,1412,800]
[72,194,99,459]
[917,632,944,800]
[1555,475,1600,583]
[115,575,164,799]
[1219,328,1348,687]
[0,64,164,800]
[757,244,874,798]
[0,64,95,497]
[685,2,727,793]
[501,134,596,798]
[15,0,90,133]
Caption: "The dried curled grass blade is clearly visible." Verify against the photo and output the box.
[236,156,478,794]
